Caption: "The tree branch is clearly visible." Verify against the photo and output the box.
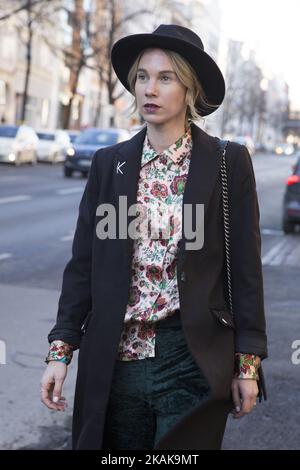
[114,9,152,30]
[0,0,52,22]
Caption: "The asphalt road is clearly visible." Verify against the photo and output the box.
[0,153,299,450]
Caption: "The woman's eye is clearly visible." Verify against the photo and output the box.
[137,74,146,80]
[161,75,170,81]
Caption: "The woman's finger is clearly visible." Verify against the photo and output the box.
[52,377,63,404]
[41,381,57,410]
[231,382,242,414]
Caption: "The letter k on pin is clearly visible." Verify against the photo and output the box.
[117,161,126,175]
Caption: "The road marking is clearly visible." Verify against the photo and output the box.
[262,238,295,266]
[261,238,288,266]
[285,238,300,266]
[0,195,32,204]
[0,253,12,261]
[56,187,83,195]
[60,231,74,242]
[261,228,284,236]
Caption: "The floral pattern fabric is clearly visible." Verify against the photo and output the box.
[234,353,260,380]
[116,127,193,361]
[45,340,73,365]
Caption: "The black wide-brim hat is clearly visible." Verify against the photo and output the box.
[111,24,225,116]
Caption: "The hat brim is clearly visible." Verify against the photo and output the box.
[111,33,225,116]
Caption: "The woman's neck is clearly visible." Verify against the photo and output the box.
[146,121,188,154]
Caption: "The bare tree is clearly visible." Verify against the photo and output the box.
[0,0,63,122]
[0,0,48,21]
[61,0,85,129]
[221,40,264,139]
[90,0,152,126]
[39,0,152,128]
[220,40,244,136]
[0,0,171,129]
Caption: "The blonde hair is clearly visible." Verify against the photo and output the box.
[127,48,218,128]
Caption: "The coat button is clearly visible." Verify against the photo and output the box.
[180,271,187,282]
[221,318,228,324]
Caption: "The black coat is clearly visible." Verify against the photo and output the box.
[48,122,268,450]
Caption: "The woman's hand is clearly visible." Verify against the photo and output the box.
[40,361,68,411]
[231,378,258,419]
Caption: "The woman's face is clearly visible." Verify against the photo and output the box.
[135,48,187,129]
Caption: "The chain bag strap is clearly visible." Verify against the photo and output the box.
[218,138,267,401]
[219,139,233,318]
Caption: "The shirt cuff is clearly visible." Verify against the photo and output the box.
[45,340,73,365]
[235,353,261,379]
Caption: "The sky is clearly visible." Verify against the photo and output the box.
[219,0,300,110]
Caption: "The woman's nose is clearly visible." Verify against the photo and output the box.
[145,79,158,96]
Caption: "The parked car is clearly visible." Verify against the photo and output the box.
[282,157,300,233]
[67,130,81,143]
[275,143,294,156]
[255,142,266,153]
[234,135,255,157]
[64,127,130,178]
[36,129,71,163]
[0,124,38,165]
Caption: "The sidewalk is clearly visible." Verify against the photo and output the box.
[223,264,300,449]
[0,283,77,449]
[0,262,299,449]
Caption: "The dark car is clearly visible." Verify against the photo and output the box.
[63,127,130,178]
[282,157,300,233]
[67,130,81,143]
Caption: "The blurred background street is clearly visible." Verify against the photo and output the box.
[0,0,300,450]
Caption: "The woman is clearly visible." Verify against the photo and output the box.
[41,24,267,450]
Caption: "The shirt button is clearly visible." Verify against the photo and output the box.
[180,271,187,282]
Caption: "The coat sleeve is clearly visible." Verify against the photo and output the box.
[229,144,268,359]
[47,152,100,349]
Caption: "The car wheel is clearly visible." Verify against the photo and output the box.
[30,154,37,165]
[52,153,58,164]
[282,219,294,234]
[14,152,22,166]
[64,167,73,178]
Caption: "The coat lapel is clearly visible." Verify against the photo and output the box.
[185,122,222,216]
[113,123,222,265]
[177,122,222,270]
[113,126,147,259]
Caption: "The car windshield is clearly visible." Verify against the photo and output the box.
[76,129,118,146]
[37,132,55,141]
[0,126,18,138]
[68,133,79,143]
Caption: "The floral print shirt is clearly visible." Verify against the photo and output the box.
[117,127,193,361]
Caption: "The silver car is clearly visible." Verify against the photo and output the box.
[0,125,38,165]
[36,129,71,163]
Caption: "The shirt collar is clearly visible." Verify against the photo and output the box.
[141,126,192,167]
